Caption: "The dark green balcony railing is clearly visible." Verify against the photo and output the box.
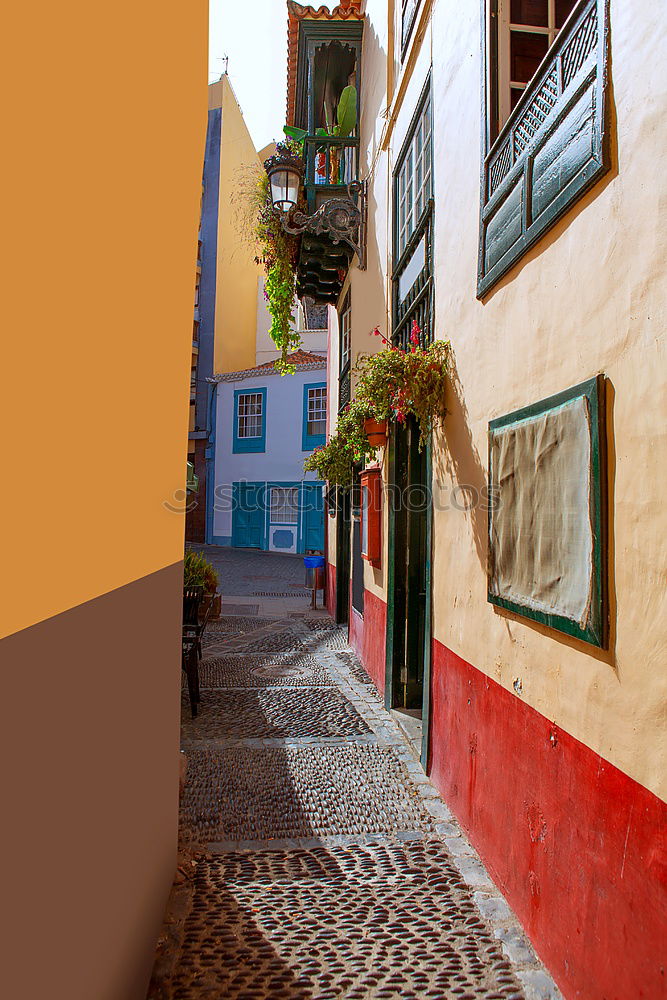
[303,135,360,214]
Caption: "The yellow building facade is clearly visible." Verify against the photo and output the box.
[2,3,206,998]
[187,75,263,542]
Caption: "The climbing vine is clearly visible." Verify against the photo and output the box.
[251,142,303,373]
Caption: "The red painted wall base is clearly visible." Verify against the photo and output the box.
[349,590,386,695]
[428,639,667,1000]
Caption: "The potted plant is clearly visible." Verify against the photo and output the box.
[304,399,375,486]
[183,550,221,619]
[363,417,387,447]
[304,323,450,486]
[285,85,357,185]
[355,322,450,450]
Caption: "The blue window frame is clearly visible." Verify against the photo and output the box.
[302,382,327,451]
[233,387,267,453]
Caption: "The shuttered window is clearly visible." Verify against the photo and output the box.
[393,77,434,351]
[478,0,610,297]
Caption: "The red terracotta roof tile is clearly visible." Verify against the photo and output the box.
[210,349,327,382]
[253,348,326,370]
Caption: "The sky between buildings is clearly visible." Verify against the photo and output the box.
[209,0,337,152]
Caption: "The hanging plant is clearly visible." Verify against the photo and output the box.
[304,399,375,486]
[354,322,450,449]
[304,322,450,486]
[249,140,303,373]
[284,85,357,184]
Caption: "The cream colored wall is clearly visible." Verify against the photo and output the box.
[349,0,667,799]
[430,0,666,800]
[213,76,263,375]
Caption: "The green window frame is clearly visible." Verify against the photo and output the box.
[233,387,267,454]
[302,382,327,451]
[488,375,607,647]
[392,74,434,351]
[478,0,610,297]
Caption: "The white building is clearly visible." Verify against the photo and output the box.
[207,348,327,554]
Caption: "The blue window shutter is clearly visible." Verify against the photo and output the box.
[302,382,327,451]
[233,386,267,454]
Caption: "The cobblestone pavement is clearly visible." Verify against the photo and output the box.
[149,606,561,1000]
[191,545,310,598]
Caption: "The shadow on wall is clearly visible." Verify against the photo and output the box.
[355,15,390,334]
[434,357,619,671]
[433,349,489,576]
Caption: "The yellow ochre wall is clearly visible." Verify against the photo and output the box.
[2,4,207,999]
[347,0,667,801]
[2,5,206,641]
[211,76,263,375]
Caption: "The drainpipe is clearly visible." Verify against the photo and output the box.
[205,381,218,544]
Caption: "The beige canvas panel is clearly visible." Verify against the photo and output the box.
[490,395,593,627]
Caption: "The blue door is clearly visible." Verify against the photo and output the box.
[232,482,265,548]
[302,482,324,552]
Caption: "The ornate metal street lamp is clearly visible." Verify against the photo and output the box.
[264,149,367,270]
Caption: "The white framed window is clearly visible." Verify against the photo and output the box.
[270,487,299,524]
[497,0,577,128]
[307,386,327,438]
[396,92,432,257]
[237,392,263,439]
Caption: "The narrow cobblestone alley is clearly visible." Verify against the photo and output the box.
[149,550,560,1000]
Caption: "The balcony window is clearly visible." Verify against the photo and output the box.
[478,0,610,296]
[497,0,577,131]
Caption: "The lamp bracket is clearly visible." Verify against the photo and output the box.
[282,180,367,271]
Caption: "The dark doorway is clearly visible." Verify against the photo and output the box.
[351,472,365,617]
[385,416,431,763]
[335,487,351,625]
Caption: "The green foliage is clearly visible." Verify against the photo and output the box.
[354,325,450,449]
[283,126,307,145]
[304,400,376,486]
[304,434,355,486]
[336,86,357,137]
[304,323,450,484]
[250,144,303,371]
[184,550,219,593]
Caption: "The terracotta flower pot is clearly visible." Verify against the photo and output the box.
[364,418,387,447]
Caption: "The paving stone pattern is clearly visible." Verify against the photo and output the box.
[199,653,333,689]
[151,588,561,1000]
[181,688,371,742]
[180,745,435,843]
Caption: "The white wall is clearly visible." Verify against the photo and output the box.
[212,366,326,541]
[254,278,328,364]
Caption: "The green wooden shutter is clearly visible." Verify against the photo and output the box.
[478,0,610,297]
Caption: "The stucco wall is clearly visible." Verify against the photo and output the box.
[212,369,326,540]
[213,76,263,376]
[428,0,666,801]
[350,0,667,802]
